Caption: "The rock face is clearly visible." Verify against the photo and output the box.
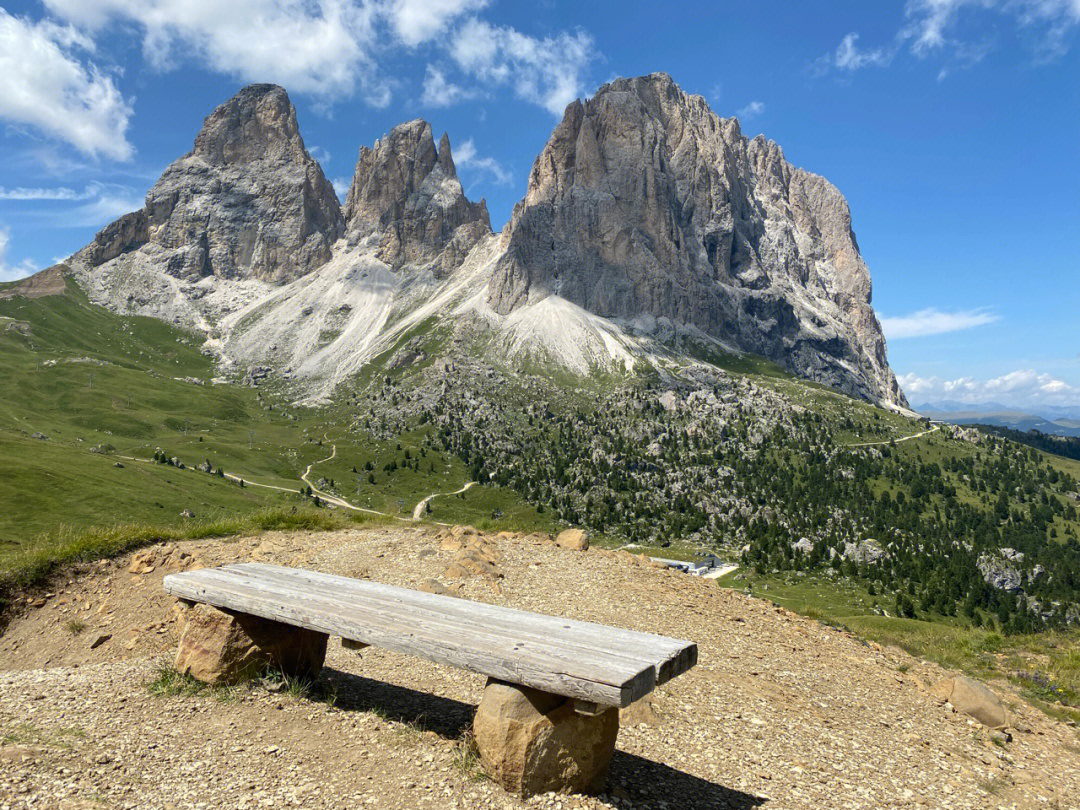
[78,84,343,283]
[488,73,906,407]
[473,679,619,796]
[174,602,328,685]
[344,120,490,274]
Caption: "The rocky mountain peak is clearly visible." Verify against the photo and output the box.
[488,73,906,407]
[75,84,343,285]
[344,119,490,273]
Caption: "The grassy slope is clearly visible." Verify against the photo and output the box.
[0,282,545,587]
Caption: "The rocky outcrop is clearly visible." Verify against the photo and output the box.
[930,676,1011,729]
[344,120,490,274]
[487,73,906,407]
[78,84,343,283]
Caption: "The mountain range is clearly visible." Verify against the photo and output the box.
[51,74,906,408]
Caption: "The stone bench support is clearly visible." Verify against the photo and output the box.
[473,678,619,797]
[175,602,327,684]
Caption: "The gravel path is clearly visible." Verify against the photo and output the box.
[1,526,1077,809]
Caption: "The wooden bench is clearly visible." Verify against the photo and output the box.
[163,563,697,795]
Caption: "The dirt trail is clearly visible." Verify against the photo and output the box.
[1,526,1077,809]
[844,425,939,448]
[412,481,476,520]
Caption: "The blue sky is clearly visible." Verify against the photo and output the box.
[1,1,1077,410]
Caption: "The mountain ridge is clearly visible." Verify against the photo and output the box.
[63,74,907,408]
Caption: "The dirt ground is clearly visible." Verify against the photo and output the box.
[1,525,1078,809]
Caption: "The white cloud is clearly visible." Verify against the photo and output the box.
[899,368,1080,408]
[450,18,596,115]
[736,101,765,119]
[0,185,98,201]
[308,145,332,166]
[0,227,39,283]
[0,8,133,160]
[453,138,510,185]
[816,0,1080,76]
[879,308,999,338]
[387,0,488,47]
[331,177,351,201]
[834,33,894,70]
[68,191,145,227]
[421,65,481,107]
[43,0,381,99]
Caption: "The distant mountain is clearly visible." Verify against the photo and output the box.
[64,75,906,408]
[915,402,1080,437]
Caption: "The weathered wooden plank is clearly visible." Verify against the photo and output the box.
[224,563,691,678]
[164,570,651,705]
[230,563,694,669]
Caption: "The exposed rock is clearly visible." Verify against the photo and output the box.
[842,539,887,565]
[31,432,48,440]
[473,678,619,797]
[242,365,271,387]
[344,121,490,274]
[180,509,196,519]
[487,73,905,407]
[555,528,590,551]
[930,676,1010,729]
[174,602,327,685]
[977,553,1024,592]
[0,264,68,300]
[74,84,343,284]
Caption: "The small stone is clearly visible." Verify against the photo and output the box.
[89,633,111,649]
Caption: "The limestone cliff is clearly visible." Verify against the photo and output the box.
[76,84,343,284]
[487,73,905,406]
[344,120,490,275]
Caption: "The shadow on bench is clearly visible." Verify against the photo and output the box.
[317,666,766,810]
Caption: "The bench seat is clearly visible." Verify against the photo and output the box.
[163,562,697,707]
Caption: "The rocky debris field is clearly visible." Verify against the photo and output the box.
[1,526,1078,809]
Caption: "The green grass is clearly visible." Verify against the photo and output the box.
[0,280,553,595]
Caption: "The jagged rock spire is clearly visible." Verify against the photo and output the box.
[79,84,344,284]
[344,120,490,273]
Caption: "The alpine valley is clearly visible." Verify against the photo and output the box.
[4,73,1080,661]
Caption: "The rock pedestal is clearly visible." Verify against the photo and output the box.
[473,679,619,797]
[930,676,1011,729]
[174,602,327,685]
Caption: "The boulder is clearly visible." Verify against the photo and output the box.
[175,602,327,685]
[555,529,590,552]
[473,679,619,797]
[930,676,1010,729]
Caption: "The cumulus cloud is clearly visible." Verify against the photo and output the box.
[0,227,38,283]
[0,8,133,160]
[736,101,765,119]
[450,18,596,115]
[421,65,482,107]
[816,0,1080,77]
[899,368,1080,408]
[387,0,488,47]
[879,308,999,338]
[43,0,380,99]
[453,138,510,185]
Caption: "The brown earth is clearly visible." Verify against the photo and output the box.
[0,265,68,300]
[1,525,1078,809]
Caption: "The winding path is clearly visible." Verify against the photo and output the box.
[120,437,477,526]
[844,425,939,448]
[411,481,476,520]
